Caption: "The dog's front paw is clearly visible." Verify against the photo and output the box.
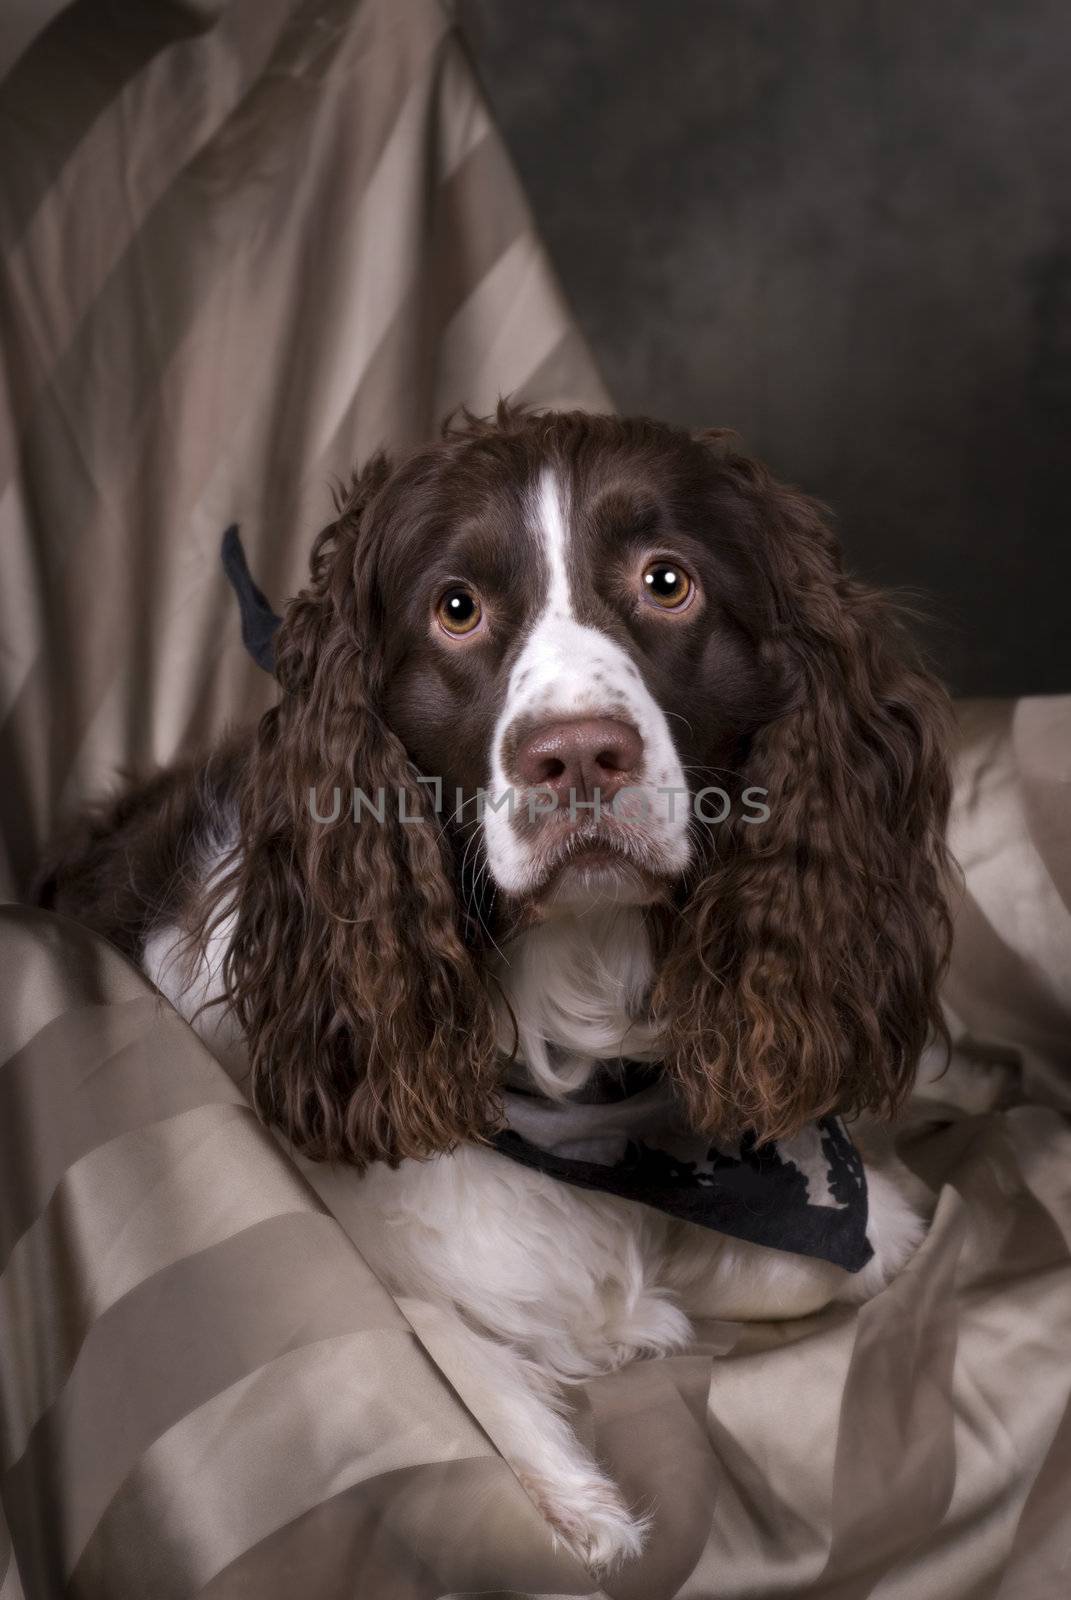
[517,1463,649,1573]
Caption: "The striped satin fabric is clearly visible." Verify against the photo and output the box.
[0,0,610,902]
[3,739,1071,1599]
[3,4,1071,1597]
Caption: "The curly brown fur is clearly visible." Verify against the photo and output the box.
[202,458,503,1166]
[653,432,953,1143]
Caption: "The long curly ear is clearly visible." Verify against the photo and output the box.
[216,457,502,1166]
[658,449,954,1144]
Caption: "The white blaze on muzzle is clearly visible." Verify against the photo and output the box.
[482,468,691,896]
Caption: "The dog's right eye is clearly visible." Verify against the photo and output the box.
[436,586,483,637]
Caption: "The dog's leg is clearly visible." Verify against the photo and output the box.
[664,1148,931,1319]
[665,1222,855,1320]
[428,1310,649,1573]
[310,1151,650,1570]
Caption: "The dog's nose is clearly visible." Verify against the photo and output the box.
[513,718,643,803]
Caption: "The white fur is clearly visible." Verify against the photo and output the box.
[143,899,928,1573]
[490,904,660,1097]
[142,843,244,1075]
[481,468,691,897]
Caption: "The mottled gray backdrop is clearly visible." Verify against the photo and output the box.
[458,0,1071,696]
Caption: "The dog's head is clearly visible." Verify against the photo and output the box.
[221,406,953,1165]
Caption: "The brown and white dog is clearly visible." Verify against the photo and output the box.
[38,406,953,1569]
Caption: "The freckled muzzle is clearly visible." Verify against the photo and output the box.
[484,683,692,900]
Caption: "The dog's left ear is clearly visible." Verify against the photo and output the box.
[658,438,954,1144]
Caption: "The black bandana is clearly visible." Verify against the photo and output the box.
[222,525,282,673]
[493,1062,873,1272]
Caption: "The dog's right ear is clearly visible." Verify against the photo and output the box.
[217,454,502,1167]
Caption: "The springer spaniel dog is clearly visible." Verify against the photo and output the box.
[39,406,952,1571]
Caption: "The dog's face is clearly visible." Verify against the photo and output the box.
[231,407,953,1168]
[375,418,786,914]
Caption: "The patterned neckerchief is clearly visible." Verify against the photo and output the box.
[493,1060,873,1272]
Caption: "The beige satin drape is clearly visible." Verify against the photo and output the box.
[2,3,1071,1597]
[3,699,1071,1599]
[0,0,609,901]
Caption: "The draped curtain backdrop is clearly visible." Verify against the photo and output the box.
[1,4,1070,1599]
[0,0,609,902]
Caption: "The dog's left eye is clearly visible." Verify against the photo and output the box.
[641,561,692,610]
